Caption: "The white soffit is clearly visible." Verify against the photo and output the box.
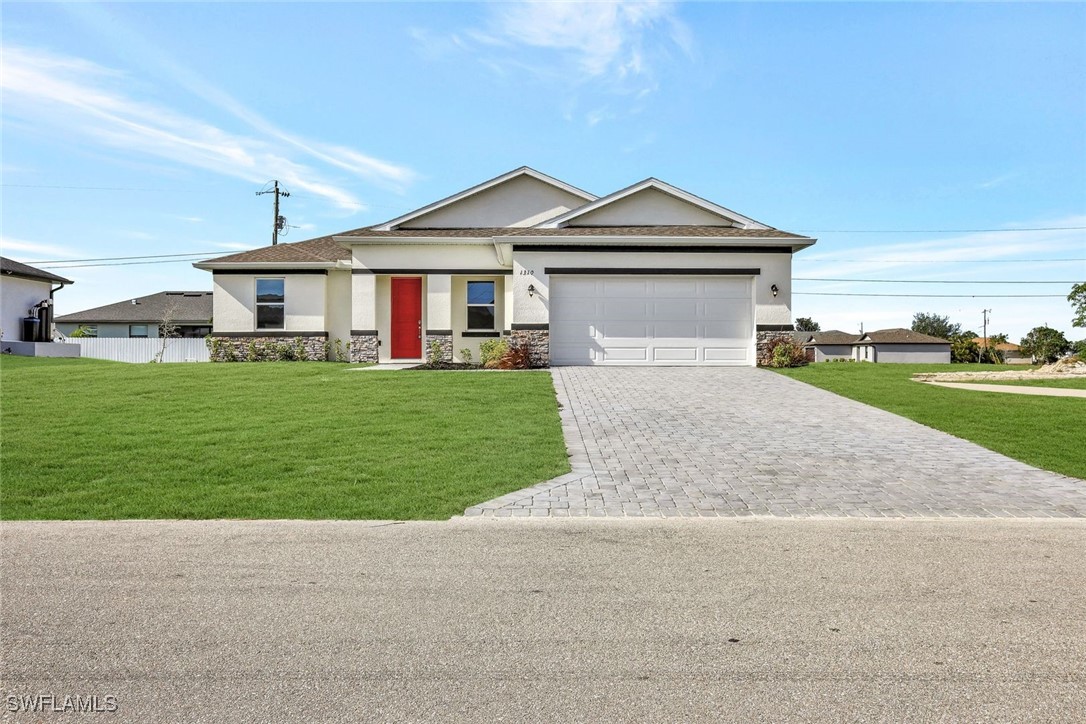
[534,178,772,230]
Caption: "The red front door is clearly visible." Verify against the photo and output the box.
[390,277,422,358]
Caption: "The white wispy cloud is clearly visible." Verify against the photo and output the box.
[417,1,692,100]
[1,45,417,213]
[0,236,81,260]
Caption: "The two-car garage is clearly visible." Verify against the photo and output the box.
[548,274,755,366]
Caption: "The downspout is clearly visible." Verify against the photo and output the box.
[47,282,66,341]
[492,238,506,266]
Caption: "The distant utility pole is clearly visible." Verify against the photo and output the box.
[256,180,291,245]
[981,308,991,362]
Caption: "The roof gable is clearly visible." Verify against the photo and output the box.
[374,167,596,230]
[535,179,771,230]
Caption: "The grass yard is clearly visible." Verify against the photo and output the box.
[773,363,1086,481]
[0,356,569,520]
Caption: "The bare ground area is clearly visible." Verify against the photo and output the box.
[913,358,1086,383]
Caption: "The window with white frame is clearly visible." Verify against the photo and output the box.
[466,280,495,330]
[256,278,285,329]
[129,324,148,338]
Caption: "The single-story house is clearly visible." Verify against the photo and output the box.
[971,338,1031,365]
[55,291,213,339]
[852,328,951,363]
[1,257,79,357]
[195,167,816,366]
[794,330,856,362]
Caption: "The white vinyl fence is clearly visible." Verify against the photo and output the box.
[71,338,210,363]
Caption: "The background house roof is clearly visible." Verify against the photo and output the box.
[1,257,74,285]
[860,328,950,344]
[55,291,213,324]
[802,330,859,345]
[971,337,1021,351]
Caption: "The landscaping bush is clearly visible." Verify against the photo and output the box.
[480,338,509,369]
[764,339,807,368]
[498,340,533,369]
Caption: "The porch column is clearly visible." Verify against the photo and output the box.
[350,272,378,363]
[425,274,453,363]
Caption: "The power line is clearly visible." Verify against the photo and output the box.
[795,292,1066,298]
[795,278,1079,284]
[38,258,216,269]
[28,251,226,264]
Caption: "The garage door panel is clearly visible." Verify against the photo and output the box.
[602,347,648,362]
[653,347,698,362]
[550,275,753,366]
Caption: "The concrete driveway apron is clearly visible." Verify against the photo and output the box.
[466,367,1085,518]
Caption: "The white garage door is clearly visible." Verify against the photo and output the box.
[550,276,754,366]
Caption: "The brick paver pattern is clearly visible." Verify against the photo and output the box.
[466,367,1085,518]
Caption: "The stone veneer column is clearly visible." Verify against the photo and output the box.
[350,331,379,363]
[510,325,550,367]
[423,332,453,363]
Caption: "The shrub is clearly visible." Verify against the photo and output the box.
[498,340,533,369]
[764,339,807,368]
[246,340,259,362]
[480,338,509,369]
[459,348,474,365]
[334,339,346,362]
[294,337,307,360]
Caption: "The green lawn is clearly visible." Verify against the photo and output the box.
[773,363,1085,480]
[0,356,569,520]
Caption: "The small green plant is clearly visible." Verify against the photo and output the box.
[334,338,346,362]
[69,325,95,338]
[480,338,509,368]
[459,348,474,365]
[294,337,307,360]
[427,339,444,366]
[222,342,238,362]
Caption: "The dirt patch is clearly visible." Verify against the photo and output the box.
[913,358,1086,383]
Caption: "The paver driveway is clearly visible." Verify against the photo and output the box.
[466,367,1086,518]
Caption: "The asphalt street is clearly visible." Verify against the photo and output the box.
[2,519,1084,722]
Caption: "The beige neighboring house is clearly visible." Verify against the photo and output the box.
[55,291,213,339]
[195,167,817,366]
[971,338,1031,365]
[852,328,951,363]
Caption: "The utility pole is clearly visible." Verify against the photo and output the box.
[256,181,291,245]
[981,308,991,362]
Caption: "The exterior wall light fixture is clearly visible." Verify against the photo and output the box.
[771,284,779,297]
[528,284,536,297]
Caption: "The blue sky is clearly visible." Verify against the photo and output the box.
[3,1,1084,340]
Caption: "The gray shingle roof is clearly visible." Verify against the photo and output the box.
[1,257,74,285]
[55,291,212,324]
[805,330,860,345]
[861,328,950,344]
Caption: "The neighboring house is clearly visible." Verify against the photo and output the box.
[971,338,1031,365]
[852,328,951,363]
[1,257,76,355]
[55,291,213,339]
[795,330,858,362]
[195,167,816,366]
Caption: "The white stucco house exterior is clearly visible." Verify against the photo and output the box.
[1,257,79,357]
[195,168,816,366]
